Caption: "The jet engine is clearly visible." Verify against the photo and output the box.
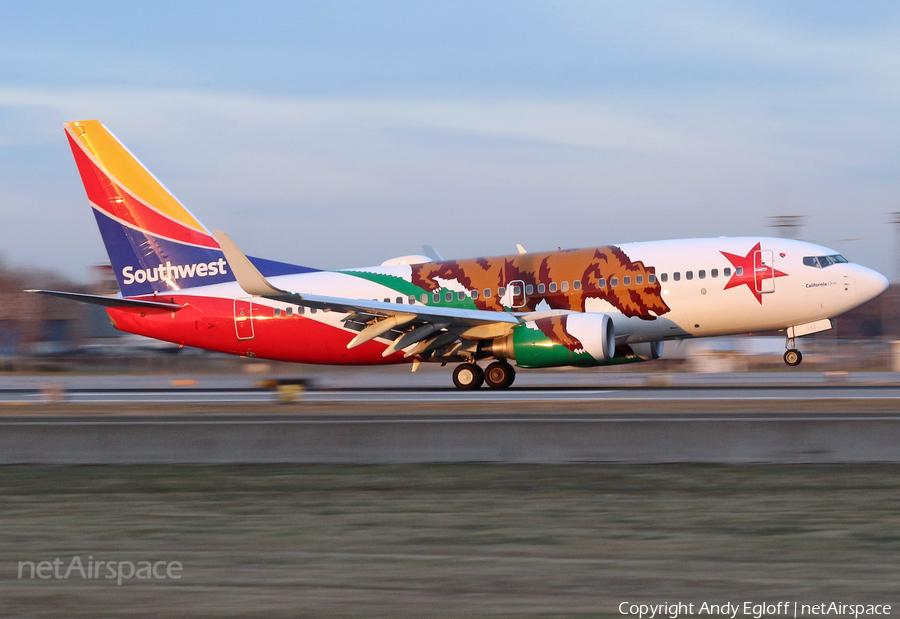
[486,314,666,368]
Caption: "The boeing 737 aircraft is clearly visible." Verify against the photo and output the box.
[31,120,889,389]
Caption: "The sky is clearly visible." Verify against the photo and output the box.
[1,1,899,281]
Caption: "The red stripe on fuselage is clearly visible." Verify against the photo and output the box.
[106,296,405,365]
[67,132,219,249]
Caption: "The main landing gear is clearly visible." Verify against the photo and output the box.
[452,363,484,390]
[452,361,516,390]
[784,336,803,367]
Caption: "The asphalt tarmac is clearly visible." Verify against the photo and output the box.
[1,369,900,404]
[2,369,899,464]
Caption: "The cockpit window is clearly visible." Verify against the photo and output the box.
[803,254,848,268]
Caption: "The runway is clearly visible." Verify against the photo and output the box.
[2,371,900,404]
[2,371,899,464]
[2,387,900,404]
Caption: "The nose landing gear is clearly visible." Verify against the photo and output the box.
[784,336,803,367]
[784,349,802,366]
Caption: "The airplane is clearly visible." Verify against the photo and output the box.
[29,120,889,390]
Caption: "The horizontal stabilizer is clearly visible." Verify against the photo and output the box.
[26,290,183,311]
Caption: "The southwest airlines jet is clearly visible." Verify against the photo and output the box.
[31,120,889,389]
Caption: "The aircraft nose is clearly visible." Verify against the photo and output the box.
[855,265,889,305]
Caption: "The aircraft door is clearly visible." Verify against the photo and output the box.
[754,249,776,294]
[234,298,255,340]
[509,280,527,308]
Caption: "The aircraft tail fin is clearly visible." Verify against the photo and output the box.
[64,120,313,296]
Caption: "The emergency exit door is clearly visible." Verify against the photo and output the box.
[234,298,255,340]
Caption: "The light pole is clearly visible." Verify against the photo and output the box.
[767,215,805,240]
[889,212,900,284]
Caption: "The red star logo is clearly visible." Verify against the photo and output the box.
[720,242,788,304]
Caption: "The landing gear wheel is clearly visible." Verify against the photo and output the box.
[485,361,515,389]
[784,349,802,367]
[452,364,484,390]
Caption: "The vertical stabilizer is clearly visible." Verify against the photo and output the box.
[65,120,312,295]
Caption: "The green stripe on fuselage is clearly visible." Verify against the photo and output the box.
[338,270,480,310]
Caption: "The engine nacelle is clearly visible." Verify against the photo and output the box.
[487,314,666,368]
[626,340,664,361]
[502,313,616,368]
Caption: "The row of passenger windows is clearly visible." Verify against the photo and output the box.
[657,266,740,283]
[273,306,316,317]
[273,267,742,315]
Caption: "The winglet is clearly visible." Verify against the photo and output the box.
[422,245,443,261]
[212,231,285,296]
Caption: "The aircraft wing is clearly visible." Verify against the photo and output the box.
[213,231,521,357]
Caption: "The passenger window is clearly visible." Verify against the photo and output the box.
[397,296,404,304]
[498,287,506,297]
[525,284,534,295]
[736,267,743,276]
[471,290,479,300]
[549,282,558,293]
[636,275,643,285]
[673,272,681,282]
[484,288,491,298]
[623,276,631,286]
[599,278,606,287]
[711,269,718,278]
[648,273,656,284]
[610,277,618,287]
[686,271,693,280]
[274,308,281,317]
[421,294,428,304]
[512,285,521,296]
[561,281,569,292]
[384,298,390,303]
[698,270,705,279]
[310,307,317,314]
[433,293,441,303]
[724,268,732,277]
[457,291,465,301]
[445,292,453,302]
[537,283,546,294]
[573,281,581,290]
[660,273,667,283]
[286,307,293,316]
[408,295,416,304]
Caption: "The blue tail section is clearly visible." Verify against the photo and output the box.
[67,119,316,297]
